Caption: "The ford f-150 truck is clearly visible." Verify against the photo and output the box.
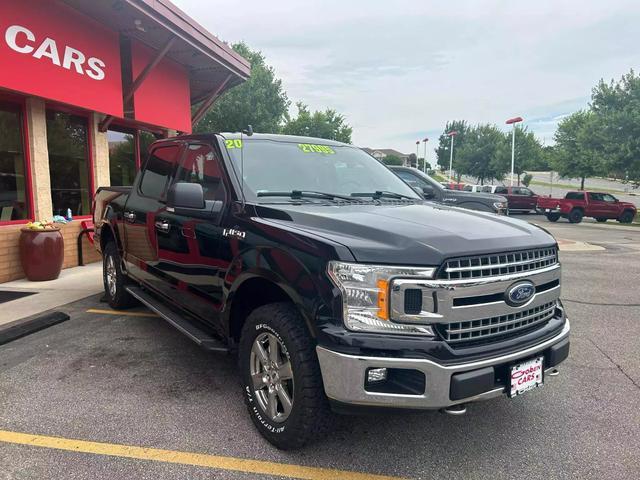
[537,191,637,223]
[93,133,570,449]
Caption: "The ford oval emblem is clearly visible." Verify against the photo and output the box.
[505,281,536,306]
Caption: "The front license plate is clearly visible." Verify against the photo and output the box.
[545,208,550,212]
[509,356,544,397]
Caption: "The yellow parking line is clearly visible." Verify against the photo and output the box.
[0,430,404,480]
[86,308,158,318]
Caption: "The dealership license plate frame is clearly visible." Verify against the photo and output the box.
[509,356,544,398]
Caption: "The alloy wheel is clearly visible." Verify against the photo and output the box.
[105,255,117,298]
[250,332,294,423]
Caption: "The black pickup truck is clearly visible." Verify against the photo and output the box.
[93,133,570,449]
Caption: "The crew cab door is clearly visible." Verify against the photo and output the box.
[588,192,619,218]
[152,142,228,324]
[123,142,183,295]
[508,187,532,210]
[519,187,538,210]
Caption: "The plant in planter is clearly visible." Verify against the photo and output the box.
[19,220,65,281]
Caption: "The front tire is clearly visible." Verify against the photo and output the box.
[239,302,330,450]
[568,209,583,223]
[618,210,635,224]
[102,242,137,309]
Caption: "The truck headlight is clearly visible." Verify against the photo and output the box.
[327,261,436,335]
[493,201,507,212]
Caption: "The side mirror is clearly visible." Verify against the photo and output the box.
[422,185,436,199]
[167,182,205,209]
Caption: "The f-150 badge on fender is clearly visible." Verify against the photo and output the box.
[223,228,246,239]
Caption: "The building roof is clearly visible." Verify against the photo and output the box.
[362,148,410,158]
[60,0,251,104]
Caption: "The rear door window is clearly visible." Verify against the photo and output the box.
[495,186,508,194]
[565,192,585,200]
[139,145,181,200]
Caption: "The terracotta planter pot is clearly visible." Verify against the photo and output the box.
[19,228,65,281]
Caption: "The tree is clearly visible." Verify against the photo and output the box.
[194,42,289,134]
[382,154,403,166]
[522,173,533,187]
[456,124,508,184]
[552,110,605,190]
[281,102,352,143]
[435,120,469,174]
[591,70,640,183]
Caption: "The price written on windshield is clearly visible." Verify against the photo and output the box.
[225,139,243,149]
[298,144,335,154]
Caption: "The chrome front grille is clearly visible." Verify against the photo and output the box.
[438,247,558,280]
[438,301,557,344]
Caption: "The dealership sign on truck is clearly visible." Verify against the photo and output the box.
[0,0,123,116]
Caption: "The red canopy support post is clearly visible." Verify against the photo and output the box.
[191,74,233,127]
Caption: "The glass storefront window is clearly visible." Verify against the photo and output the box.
[0,102,30,222]
[46,111,91,216]
[108,127,136,186]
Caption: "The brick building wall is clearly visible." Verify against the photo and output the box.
[0,100,108,284]
[0,222,100,284]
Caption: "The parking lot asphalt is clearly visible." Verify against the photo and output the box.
[1,217,639,480]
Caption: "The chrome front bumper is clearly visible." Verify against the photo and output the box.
[317,320,570,410]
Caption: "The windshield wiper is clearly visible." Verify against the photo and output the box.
[350,190,413,200]
[257,190,358,201]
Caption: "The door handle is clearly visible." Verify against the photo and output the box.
[124,211,136,222]
[181,227,196,239]
[154,220,170,233]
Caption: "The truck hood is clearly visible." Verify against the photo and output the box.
[255,201,556,265]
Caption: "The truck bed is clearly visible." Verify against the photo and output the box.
[93,186,131,226]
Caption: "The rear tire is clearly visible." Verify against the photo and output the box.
[546,212,561,222]
[595,217,608,223]
[239,302,331,450]
[102,242,137,309]
[568,209,583,224]
[618,210,635,224]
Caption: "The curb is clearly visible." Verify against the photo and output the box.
[0,311,70,346]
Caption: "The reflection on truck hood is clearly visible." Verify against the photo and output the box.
[256,202,556,265]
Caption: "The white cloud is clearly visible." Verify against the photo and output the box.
[174,0,640,157]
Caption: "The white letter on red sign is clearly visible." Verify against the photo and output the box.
[5,25,35,54]
[86,57,106,81]
[62,46,86,74]
[33,38,61,66]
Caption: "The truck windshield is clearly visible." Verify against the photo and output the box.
[222,138,420,201]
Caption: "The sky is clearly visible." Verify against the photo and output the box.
[174,0,640,164]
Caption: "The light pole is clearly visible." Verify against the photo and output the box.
[505,116,523,186]
[447,131,458,182]
[415,140,420,168]
[422,137,429,173]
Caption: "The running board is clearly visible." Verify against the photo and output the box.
[125,286,229,353]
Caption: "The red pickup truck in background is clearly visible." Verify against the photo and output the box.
[537,191,637,224]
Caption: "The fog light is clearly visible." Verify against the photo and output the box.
[367,367,388,383]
